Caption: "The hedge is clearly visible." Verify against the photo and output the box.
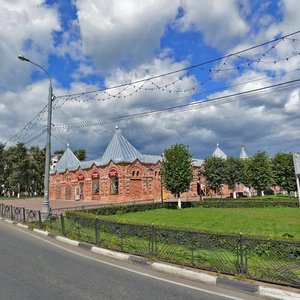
[63,199,298,219]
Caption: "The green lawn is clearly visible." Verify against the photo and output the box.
[101,207,300,240]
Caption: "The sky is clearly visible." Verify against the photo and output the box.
[1,0,300,161]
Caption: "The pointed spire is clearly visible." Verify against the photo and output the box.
[212,142,227,159]
[54,146,80,172]
[101,127,143,165]
[240,145,248,159]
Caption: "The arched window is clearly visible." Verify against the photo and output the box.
[109,168,118,195]
[92,171,100,194]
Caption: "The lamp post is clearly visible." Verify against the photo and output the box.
[18,55,53,220]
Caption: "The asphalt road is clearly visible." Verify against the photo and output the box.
[0,221,264,300]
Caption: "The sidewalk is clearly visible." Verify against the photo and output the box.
[0,198,103,210]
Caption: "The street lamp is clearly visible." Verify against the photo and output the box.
[18,55,53,220]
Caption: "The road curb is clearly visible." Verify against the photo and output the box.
[217,277,259,293]
[151,262,217,285]
[33,228,49,236]
[17,223,29,229]
[128,255,152,266]
[258,286,300,300]
[91,246,130,261]
[2,218,300,300]
[56,236,79,246]
[4,219,15,224]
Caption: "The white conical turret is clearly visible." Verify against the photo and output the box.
[212,142,227,159]
[240,145,248,159]
[100,126,143,165]
[53,145,80,172]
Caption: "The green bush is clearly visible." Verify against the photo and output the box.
[67,202,167,218]
[66,199,298,219]
[68,202,167,217]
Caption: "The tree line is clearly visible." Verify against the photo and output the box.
[0,142,296,199]
[204,150,297,197]
[0,143,86,197]
[161,144,297,204]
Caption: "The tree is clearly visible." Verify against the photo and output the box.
[224,156,243,198]
[248,151,273,196]
[241,157,253,197]
[54,149,64,156]
[5,143,30,197]
[272,152,296,195]
[161,144,193,208]
[28,146,45,195]
[203,156,226,197]
[74,148,86,161]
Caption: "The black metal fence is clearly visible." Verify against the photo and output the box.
[0,204,42,225]
[1,203,299,288]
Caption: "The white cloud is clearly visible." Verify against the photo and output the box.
[272,0,300,34]
[0,80,52,145]
[2,0,300,160]
[71,63,95,80]
[177,0,249,49]
[73,0,180,73]
[285,89,300,112]
[0,0,60,90]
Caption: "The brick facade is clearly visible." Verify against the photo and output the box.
[49,130,247,203]
[50,161,205,202]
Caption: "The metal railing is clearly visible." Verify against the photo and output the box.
[1,204,42,225]
[1,203,299,288]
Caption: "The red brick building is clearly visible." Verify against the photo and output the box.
[50,127,204,203]
[50,128,248,202]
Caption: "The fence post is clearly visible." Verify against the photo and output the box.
[239,232,244,274]
[22,208,26,223]
[10,205,13,220]
[191,233,195,265]
[38,211,42,228]
[120,224,123,251]
[95,217,99,246]
[0,204,2,217]
[60,213,66,236]
[77,218,80,240]
[150,224,155,256]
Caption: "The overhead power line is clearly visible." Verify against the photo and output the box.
[5,30,300,145]
[56,30,300,97]
[4,104,48,146]
[52,31,300,109]
[53,77,300,132]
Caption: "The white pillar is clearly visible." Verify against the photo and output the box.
[178,197,182,209]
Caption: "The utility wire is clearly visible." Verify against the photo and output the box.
[53,77,300,131]
[5,104,48,146]
[56,30,300,97]
[6,30,300,144]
